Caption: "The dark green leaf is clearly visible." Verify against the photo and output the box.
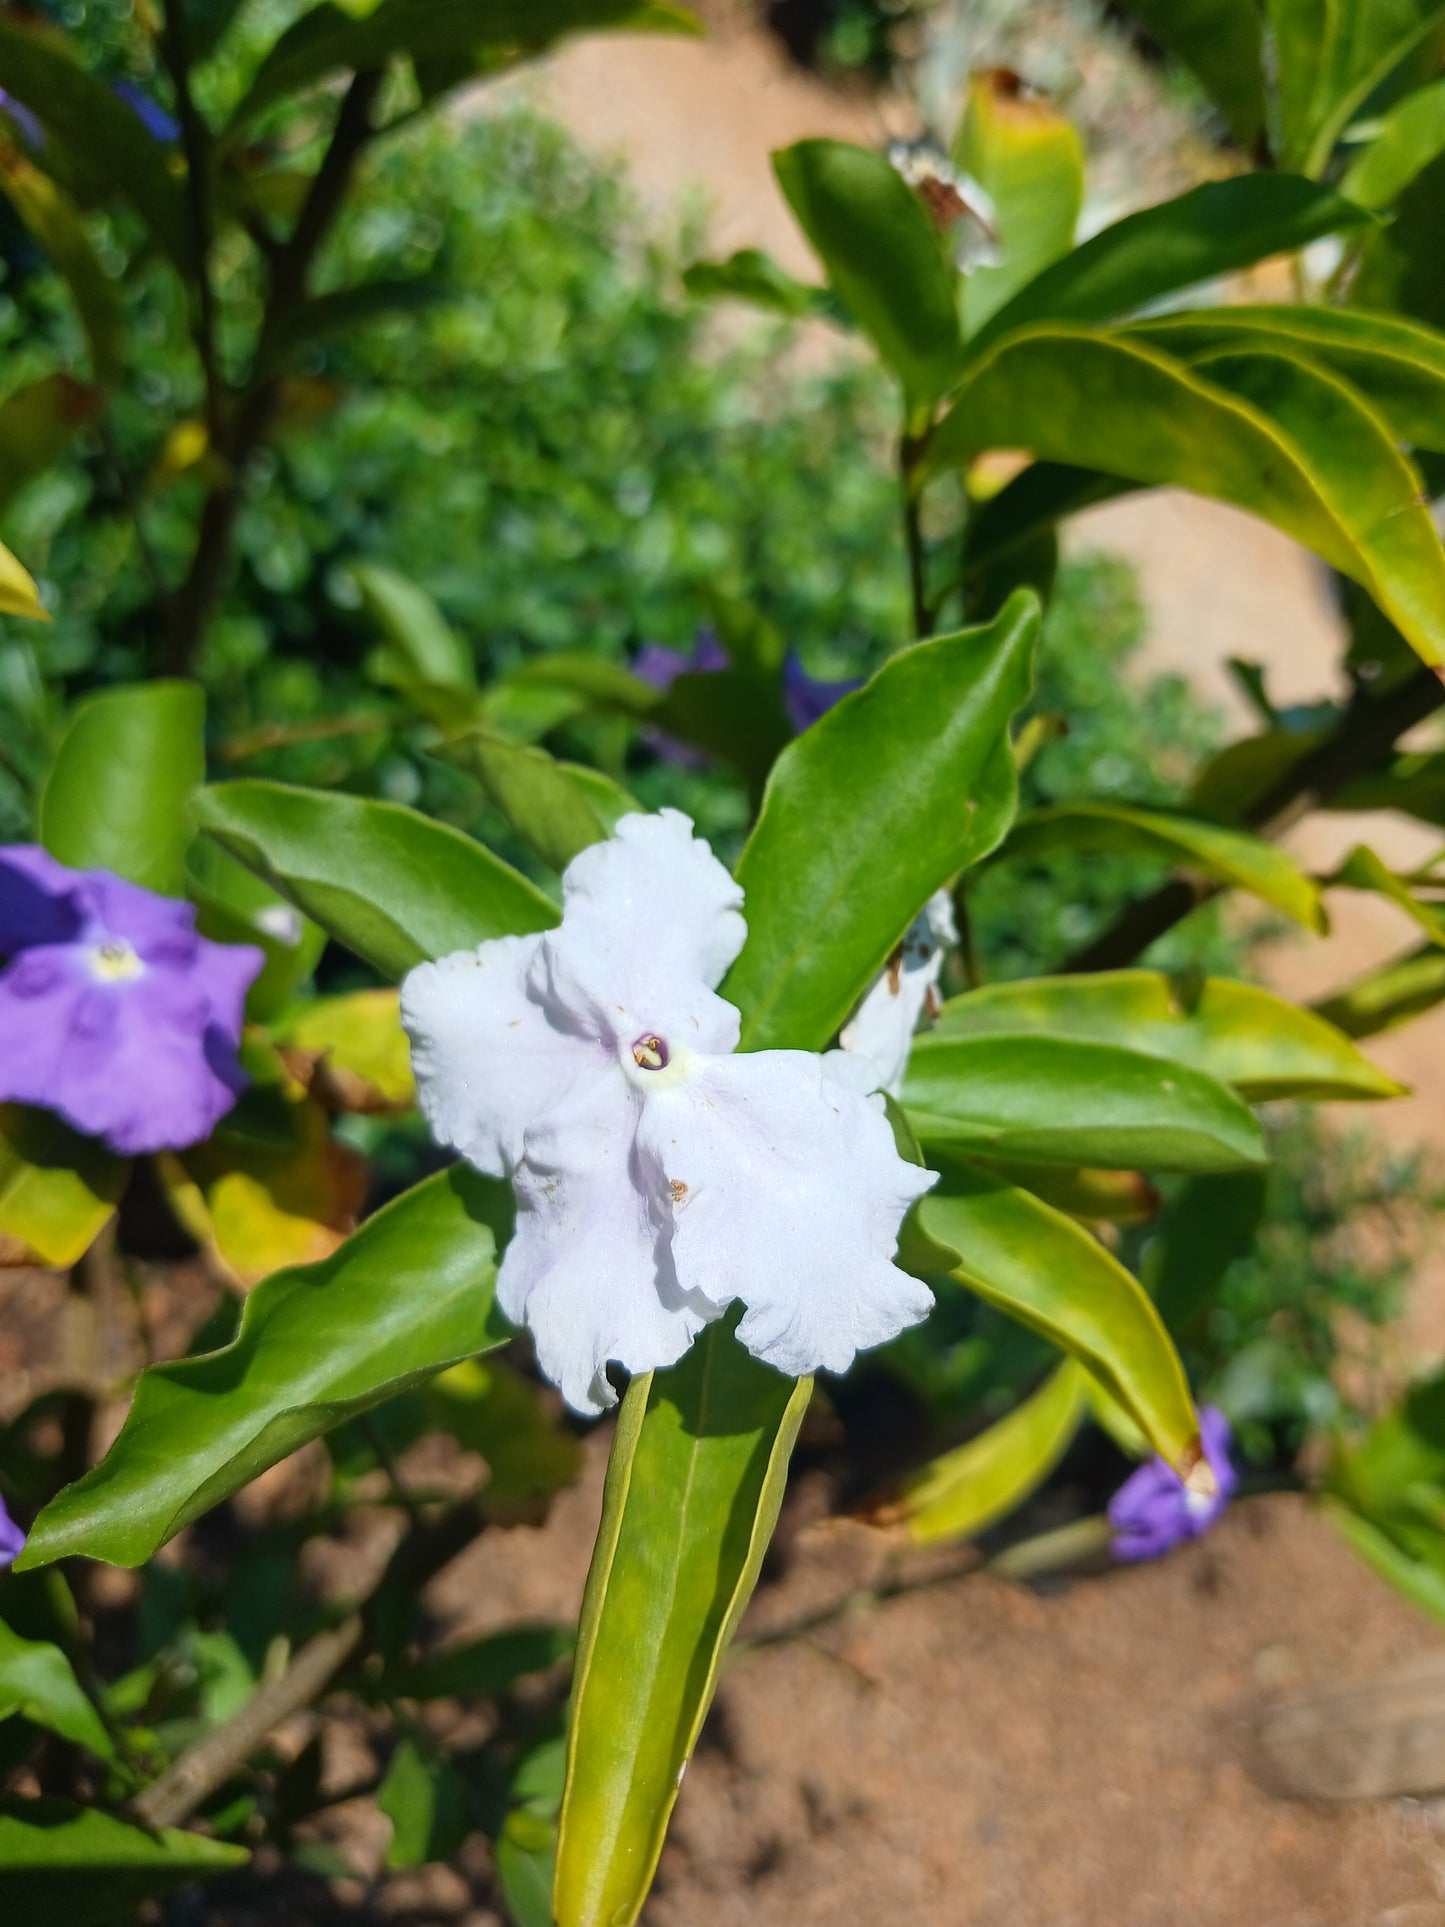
[1117,0,1266,145]
[40,681,204,896]
[403,1625,573,1702]
[0,374,100,513]
[0,146,122,383]
[194,780,558,980]
[17,1166,512,1569]
[379,1733,469,1869]
[0,1799,245,1922]
[1342,76,1445,207]
[682,248,832,319]
[724,590,1039,1051]
[1145,1170,1268,1333]
[0,1621,113,1759]
[1314,942,1445,1038]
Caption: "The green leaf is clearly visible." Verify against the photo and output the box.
[497,1804,558,1927]
[1330,843,1445,950]
[262,277,455,370]
[193,780,558,980]
[1265,0,1445,173]
[353,561,475,696]
[773,138,964,410]
[1331,748,1445,825]
[0,145,122,383]
[682,248,832,320]
[968,177,1370,358]
[427,1357,583,1520]
[0,19,192,267]
[995,799,1324,929]
[438,731,616,873]
[1145,1170,1268,1334]
[0,1799,246,1921]
[402,1625,573,1702]
[40,681,204,896]
[0,537,47,620]
[234,0,698,127]
[0,374,99,513]
[0,1105,127,1268]
[724,590,1039,1051]
[897,1360,1086,1545]
[1130,305,1445,453]
[187,838,327,1024]
[932,968,1402,1101]
[952,67,1083,334]
[654,666,794,798]
[0,1621,113,1760]
[379,1732,469,1870]
[270,987,415,1109]
[1326,1498,1445,1623]
[554,1325,810,1927]
[1117,0,1266,146]
[1342,76,1445,206]
[1314,942,1445,1038]
[16,1166,512,1569]
[929,329,1445,669]
[901,1033,1266,1172]
[916,1158,1202,1476]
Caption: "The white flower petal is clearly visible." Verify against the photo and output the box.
[534,810,745,1055]
[500,1066,716,1414]
[637,1050,937,1380]
[400,934,589,1175]
[839,889,957,1095]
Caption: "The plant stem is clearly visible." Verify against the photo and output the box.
[900,429,931,642]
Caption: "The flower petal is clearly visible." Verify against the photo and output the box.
[637,1049,936,1380]
[500,1067,715,1414]
[533,811,745,1054]
[0,845,85,952]
[839,889,956,1095]
[401,934,591,1177]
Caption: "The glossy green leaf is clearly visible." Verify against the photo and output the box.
[952,67,1083,334]
[932,969,1402,1100]
[1266,0,1445,173]
[0,1800,246,1921]
[1342,76,1445,206]
[1117,0,1266,145]
[932,328,1445,666]
[968,177,1369,357]
[0,145,121,383]
[0,1621,113,1760]
[234,0,698,126]
[0,18,191,266]
[0,1105,127,1268]
[439,731,615,873]
[995,799,1324,929]
[40,681,204,896]
[194,780,558,980]
[1315,942,1445,1038]
[916,1158,1202,1476]
[554,1327,810,1927]
[354,561,475,696]
[898,1359,1086,1545]
[380,1732,469,1870]
[773,138,964,410]
[725,591,1038,1051]
[1131,305,1445,453]
[16,1166,512,1569]
[682,248,832,319]
[901,1032,1265,1171]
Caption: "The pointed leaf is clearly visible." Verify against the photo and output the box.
[1330,843,1445,947]
[194,780,558,979]
[0,537,47,620]
[354,562,475,695]
[16,1165,512,1569]
[724,590,1039,1051]
[1314,943,1445,1038]
[0,1621,113,1759]
[438,731,615,874]
[0,1800,245,1922]
[682,248,832,320]
[0,145,121,383]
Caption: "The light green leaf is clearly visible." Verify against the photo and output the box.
[953,68,1083,335]
[968,176,1370,357]
[773,138,964,410]
[270,987,415,1109]
[1330,843,1445,947]
[1265,0,1445,173]
[194,780,558,980]
[932,328,1445,667]
[0,1800,246,1922]
[916,1158,1202,1476]
[40,681,204,896]
[1342,76,1445,207]
[901,1032,1265,1171]
[16,1166,512,1569]
[0,1621,113,1760]
[1116,0,1266,146]
[554,1326,810,1927]
[0,1105,128,1267]
[1130,305,1445,454]
[354,561,475,696]
[897,1359,1086,1546]
[0,537,47,620]
[932,968,1402,1100]
[437,730,618,874]
[995,799,1324,929]
[725,591,1039,1051]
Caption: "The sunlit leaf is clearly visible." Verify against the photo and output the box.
[270,988,416,1111]
[0,1620,113,1759]
[0,1800,246,1922]
[0,1105,127,1269]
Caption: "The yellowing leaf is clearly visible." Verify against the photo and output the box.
[0,537,48,620]
[273,988,416,1112]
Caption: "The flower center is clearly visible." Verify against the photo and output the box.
[87,937,144,984]
[631,1031,669,1071]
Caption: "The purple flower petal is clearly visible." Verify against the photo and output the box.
[782,651,862,734]
[1108,1404,1238,1562]
[0,845,86,952]
[0,1493,24,1569]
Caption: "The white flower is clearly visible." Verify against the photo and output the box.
[401,810,936,1414]
[837,890,956,1096]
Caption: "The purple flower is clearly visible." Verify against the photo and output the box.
[0,1493,24,1570]
[633,629,861,766]
[782,651,862,734]
[0,846,263,1156]
[1108,1405,1237,1562]
[111,80,181,145]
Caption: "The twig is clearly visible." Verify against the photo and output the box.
[216,712,393,763]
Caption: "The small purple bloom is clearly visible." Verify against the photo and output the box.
[782,651,862,734]
[111,80,181,144]
[1108,1405,1237,1562]
[0,1493,24,1569]
[634,628,729,770]
[0,847,264,1156]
